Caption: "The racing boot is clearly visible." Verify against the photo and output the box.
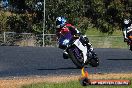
[87,48,99,67]
[87,43,97,58]
[63,50,69,59]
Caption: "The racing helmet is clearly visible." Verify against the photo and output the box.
[124,19,130,25]
[56,17,67,28]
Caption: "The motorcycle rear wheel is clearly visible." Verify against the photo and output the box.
[89,57,99,67]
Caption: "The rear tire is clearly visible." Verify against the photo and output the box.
[89,54,99,67]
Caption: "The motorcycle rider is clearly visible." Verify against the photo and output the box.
[122,11,132,42]
[56,16,94,59]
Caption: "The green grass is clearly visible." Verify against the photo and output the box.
[22,80,132,88]
[85,28,128,48]
[88,36,128,48]
[85,28,123,36]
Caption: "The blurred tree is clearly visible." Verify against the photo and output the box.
[10,0,26,13]
[0,11,8,33]
[84,0,131,34]
[0,0,132,34]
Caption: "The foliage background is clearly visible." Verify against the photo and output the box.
[0,0,132,34]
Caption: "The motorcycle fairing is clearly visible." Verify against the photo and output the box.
[59,32,73,47]
[73,38,88,63]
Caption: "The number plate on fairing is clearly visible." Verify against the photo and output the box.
[74,39,87,52]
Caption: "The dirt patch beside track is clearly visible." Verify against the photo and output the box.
[0,73,132,88]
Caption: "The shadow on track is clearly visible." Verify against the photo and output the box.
[107,59,132,60]
[37,67,79,71]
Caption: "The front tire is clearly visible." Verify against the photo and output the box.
[68,47,85,69]
[130,45,132,51]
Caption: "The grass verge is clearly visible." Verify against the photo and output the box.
[85,29,128,48]
[21,73,132,88]
[88,36,128,48]
[22,79,132,88]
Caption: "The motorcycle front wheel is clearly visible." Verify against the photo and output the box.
[68,46,85,69]
[129,45,132,51]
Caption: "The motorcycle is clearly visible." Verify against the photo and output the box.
[60,32,99,68]
[127,25,132,51]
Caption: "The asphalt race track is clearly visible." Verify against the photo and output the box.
[0,46,132,77]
